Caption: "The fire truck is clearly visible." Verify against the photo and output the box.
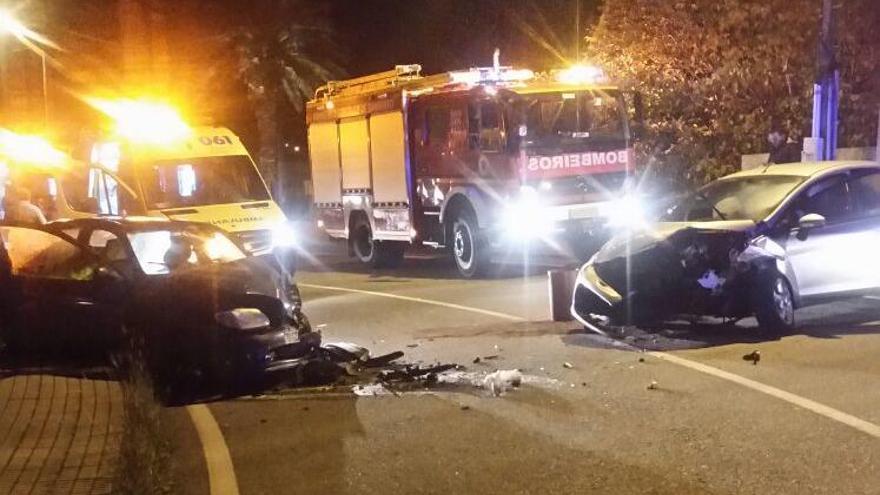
[306,62,636,277]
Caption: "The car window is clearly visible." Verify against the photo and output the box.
[0,226,96,280]
[798,176,851,223]
[88,229,117,248]
[780,175,852,229]
[849,170,880,217]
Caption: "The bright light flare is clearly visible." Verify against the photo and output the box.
[0,9,57,49]
[556,64,605,85]
[602,195,647,230]
[271,222,297,249]
[0,129,67,170]
[86,98,191,145]
[501,186,554,241]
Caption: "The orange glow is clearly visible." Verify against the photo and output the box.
[85,97,191,144]
[0,129,67,170]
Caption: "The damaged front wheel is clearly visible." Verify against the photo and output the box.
[753,271,795,334]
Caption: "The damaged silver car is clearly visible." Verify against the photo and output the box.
[572,161,880,332]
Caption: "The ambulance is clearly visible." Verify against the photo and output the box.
[84,126,292,255]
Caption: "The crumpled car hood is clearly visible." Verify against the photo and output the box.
[130,257,289,328]
[594,220,756,264]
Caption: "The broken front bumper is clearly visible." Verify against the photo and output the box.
[570,262,624,329]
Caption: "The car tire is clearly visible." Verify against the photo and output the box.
[351,216,405,268]
[450,211,490,278]
[753,271,795,333]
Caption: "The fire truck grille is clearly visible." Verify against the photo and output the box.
[236,229,273,255]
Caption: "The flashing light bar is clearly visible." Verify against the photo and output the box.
[555,65,606,85]
[449,67,535,86]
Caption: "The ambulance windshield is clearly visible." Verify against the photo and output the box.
[138,155,270,210]
[519,89,626,146]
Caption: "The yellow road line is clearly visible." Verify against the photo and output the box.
[304,282,880,440]
[186,404,240,495]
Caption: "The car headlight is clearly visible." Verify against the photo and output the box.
[271,222,297,248]
[215,308,271,331]
[603,195,646,229]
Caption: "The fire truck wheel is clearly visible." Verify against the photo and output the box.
[451,212,490,278]
[351,216,405,268]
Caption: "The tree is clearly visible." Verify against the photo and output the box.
[588,0,880,186]
[220,0,343,194]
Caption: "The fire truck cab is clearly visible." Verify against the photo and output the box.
[307,64,634,277]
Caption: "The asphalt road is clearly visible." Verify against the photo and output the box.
[199,242,880,495]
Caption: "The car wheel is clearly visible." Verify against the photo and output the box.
[753,271,795,333]
[351,216,405,268]
[451,212,490,278]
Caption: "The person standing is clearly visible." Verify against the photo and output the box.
[767,120,802,164]
[4,187,47,225]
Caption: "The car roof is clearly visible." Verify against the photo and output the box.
[725,160,878,180]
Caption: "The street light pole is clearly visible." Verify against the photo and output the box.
[40,48,47,126]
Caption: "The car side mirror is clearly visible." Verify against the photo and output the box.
[798,213,826,230]
[796,213,826,240]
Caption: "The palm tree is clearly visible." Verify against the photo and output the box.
[222,0,343,194]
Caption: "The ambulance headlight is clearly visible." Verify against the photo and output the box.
[603,196,647,229]
[502,186,552,240]
[271,222,297,248]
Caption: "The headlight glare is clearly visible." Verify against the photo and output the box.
[271,222,297,248]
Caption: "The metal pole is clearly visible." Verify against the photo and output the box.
[40,50,47,127]
[575,0,580,61]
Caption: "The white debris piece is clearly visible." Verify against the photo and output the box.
[483,370,522,396]
[353,383,394,396]
[697,270,725,290]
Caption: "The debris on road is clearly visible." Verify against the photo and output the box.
[563,362,574,369]
[483,370,523,396]
[647,380,659,390]
[743,350,761,365]
[406,343,420,348]
[473,357,481,364]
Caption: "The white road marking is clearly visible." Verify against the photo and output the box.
[187,404,240,495]
[650,352,880,439]
[300,283,526,322]
[303,282,880,440]
[862,295,880,301]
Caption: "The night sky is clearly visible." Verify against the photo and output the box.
[329,0,600,75]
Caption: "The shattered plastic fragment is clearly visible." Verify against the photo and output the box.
[483,370,523,396]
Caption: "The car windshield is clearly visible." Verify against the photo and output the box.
[661,175,806,222]
[519,89,625,145]
[127,226,246,275]
[138,155,270,210]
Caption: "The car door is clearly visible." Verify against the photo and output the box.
[783,173,875,298]
[843,168,880,290]
[0,225,125,351]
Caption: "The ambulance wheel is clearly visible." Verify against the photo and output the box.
[451,211,490,278]
[351,217,405,268]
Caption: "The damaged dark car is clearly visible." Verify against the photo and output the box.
[572,161,880,333]
[0,217,312,394]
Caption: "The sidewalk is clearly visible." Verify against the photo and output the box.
[0,372,122,495]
